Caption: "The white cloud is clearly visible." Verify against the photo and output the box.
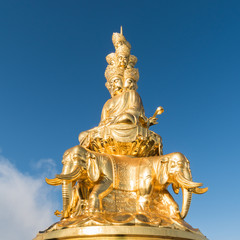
[32,157,58,178]
[35,158,56,169]
[0,156,60,240]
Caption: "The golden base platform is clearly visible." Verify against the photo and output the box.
[33,226,207,240]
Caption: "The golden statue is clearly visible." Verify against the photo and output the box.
[35,28,208,240]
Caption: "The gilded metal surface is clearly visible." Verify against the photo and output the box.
[41,28,208,239]
[88,136,161,157]
[34,226,207,240]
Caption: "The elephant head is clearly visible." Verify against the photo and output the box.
[46,145,89,186]
[157,152,208,219]
[54,148,101,183]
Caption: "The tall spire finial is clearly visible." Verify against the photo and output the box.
[120,26,123,35]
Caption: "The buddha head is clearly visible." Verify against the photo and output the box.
[116,44,130,69]
[105,66,124,97]
[106,53,116,66]
[106,47,131,70]
[127,55,138,69]
[123,68,139,90]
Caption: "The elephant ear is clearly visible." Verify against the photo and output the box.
[87,155,100,182]
[159,158,169,185]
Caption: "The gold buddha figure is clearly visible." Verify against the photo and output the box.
[78,32,163,157]
[44,29,208,238]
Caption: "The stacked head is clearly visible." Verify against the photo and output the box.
[105,30,139,96]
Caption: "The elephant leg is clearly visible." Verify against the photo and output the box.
[88,177,113,212]
[138,166,153,212]
[160,189,180,219]
[67,182,82,218]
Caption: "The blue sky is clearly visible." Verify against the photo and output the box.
[0,1,239,239]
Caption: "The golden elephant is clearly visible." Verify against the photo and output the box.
[46,145,207,219]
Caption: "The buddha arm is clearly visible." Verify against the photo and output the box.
[99,99,113,126]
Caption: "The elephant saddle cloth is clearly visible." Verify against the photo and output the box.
[111,155,151,191]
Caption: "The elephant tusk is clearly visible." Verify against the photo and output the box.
[45,177,63,186]
[180,187,192,219]
[56,166,83,181]
[175,172,203,189]
[192,187,208,194]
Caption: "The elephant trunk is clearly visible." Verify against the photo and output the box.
[62,180,72,218]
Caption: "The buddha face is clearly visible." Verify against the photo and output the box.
[124,78,137,90]
[108,76,123,97]
[117,54,129,68]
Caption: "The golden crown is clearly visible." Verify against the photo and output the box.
[124,68,139,82]
[104,65,124,82]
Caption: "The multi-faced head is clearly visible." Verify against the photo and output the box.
[104,68,140,96]
[106,53,137,70]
